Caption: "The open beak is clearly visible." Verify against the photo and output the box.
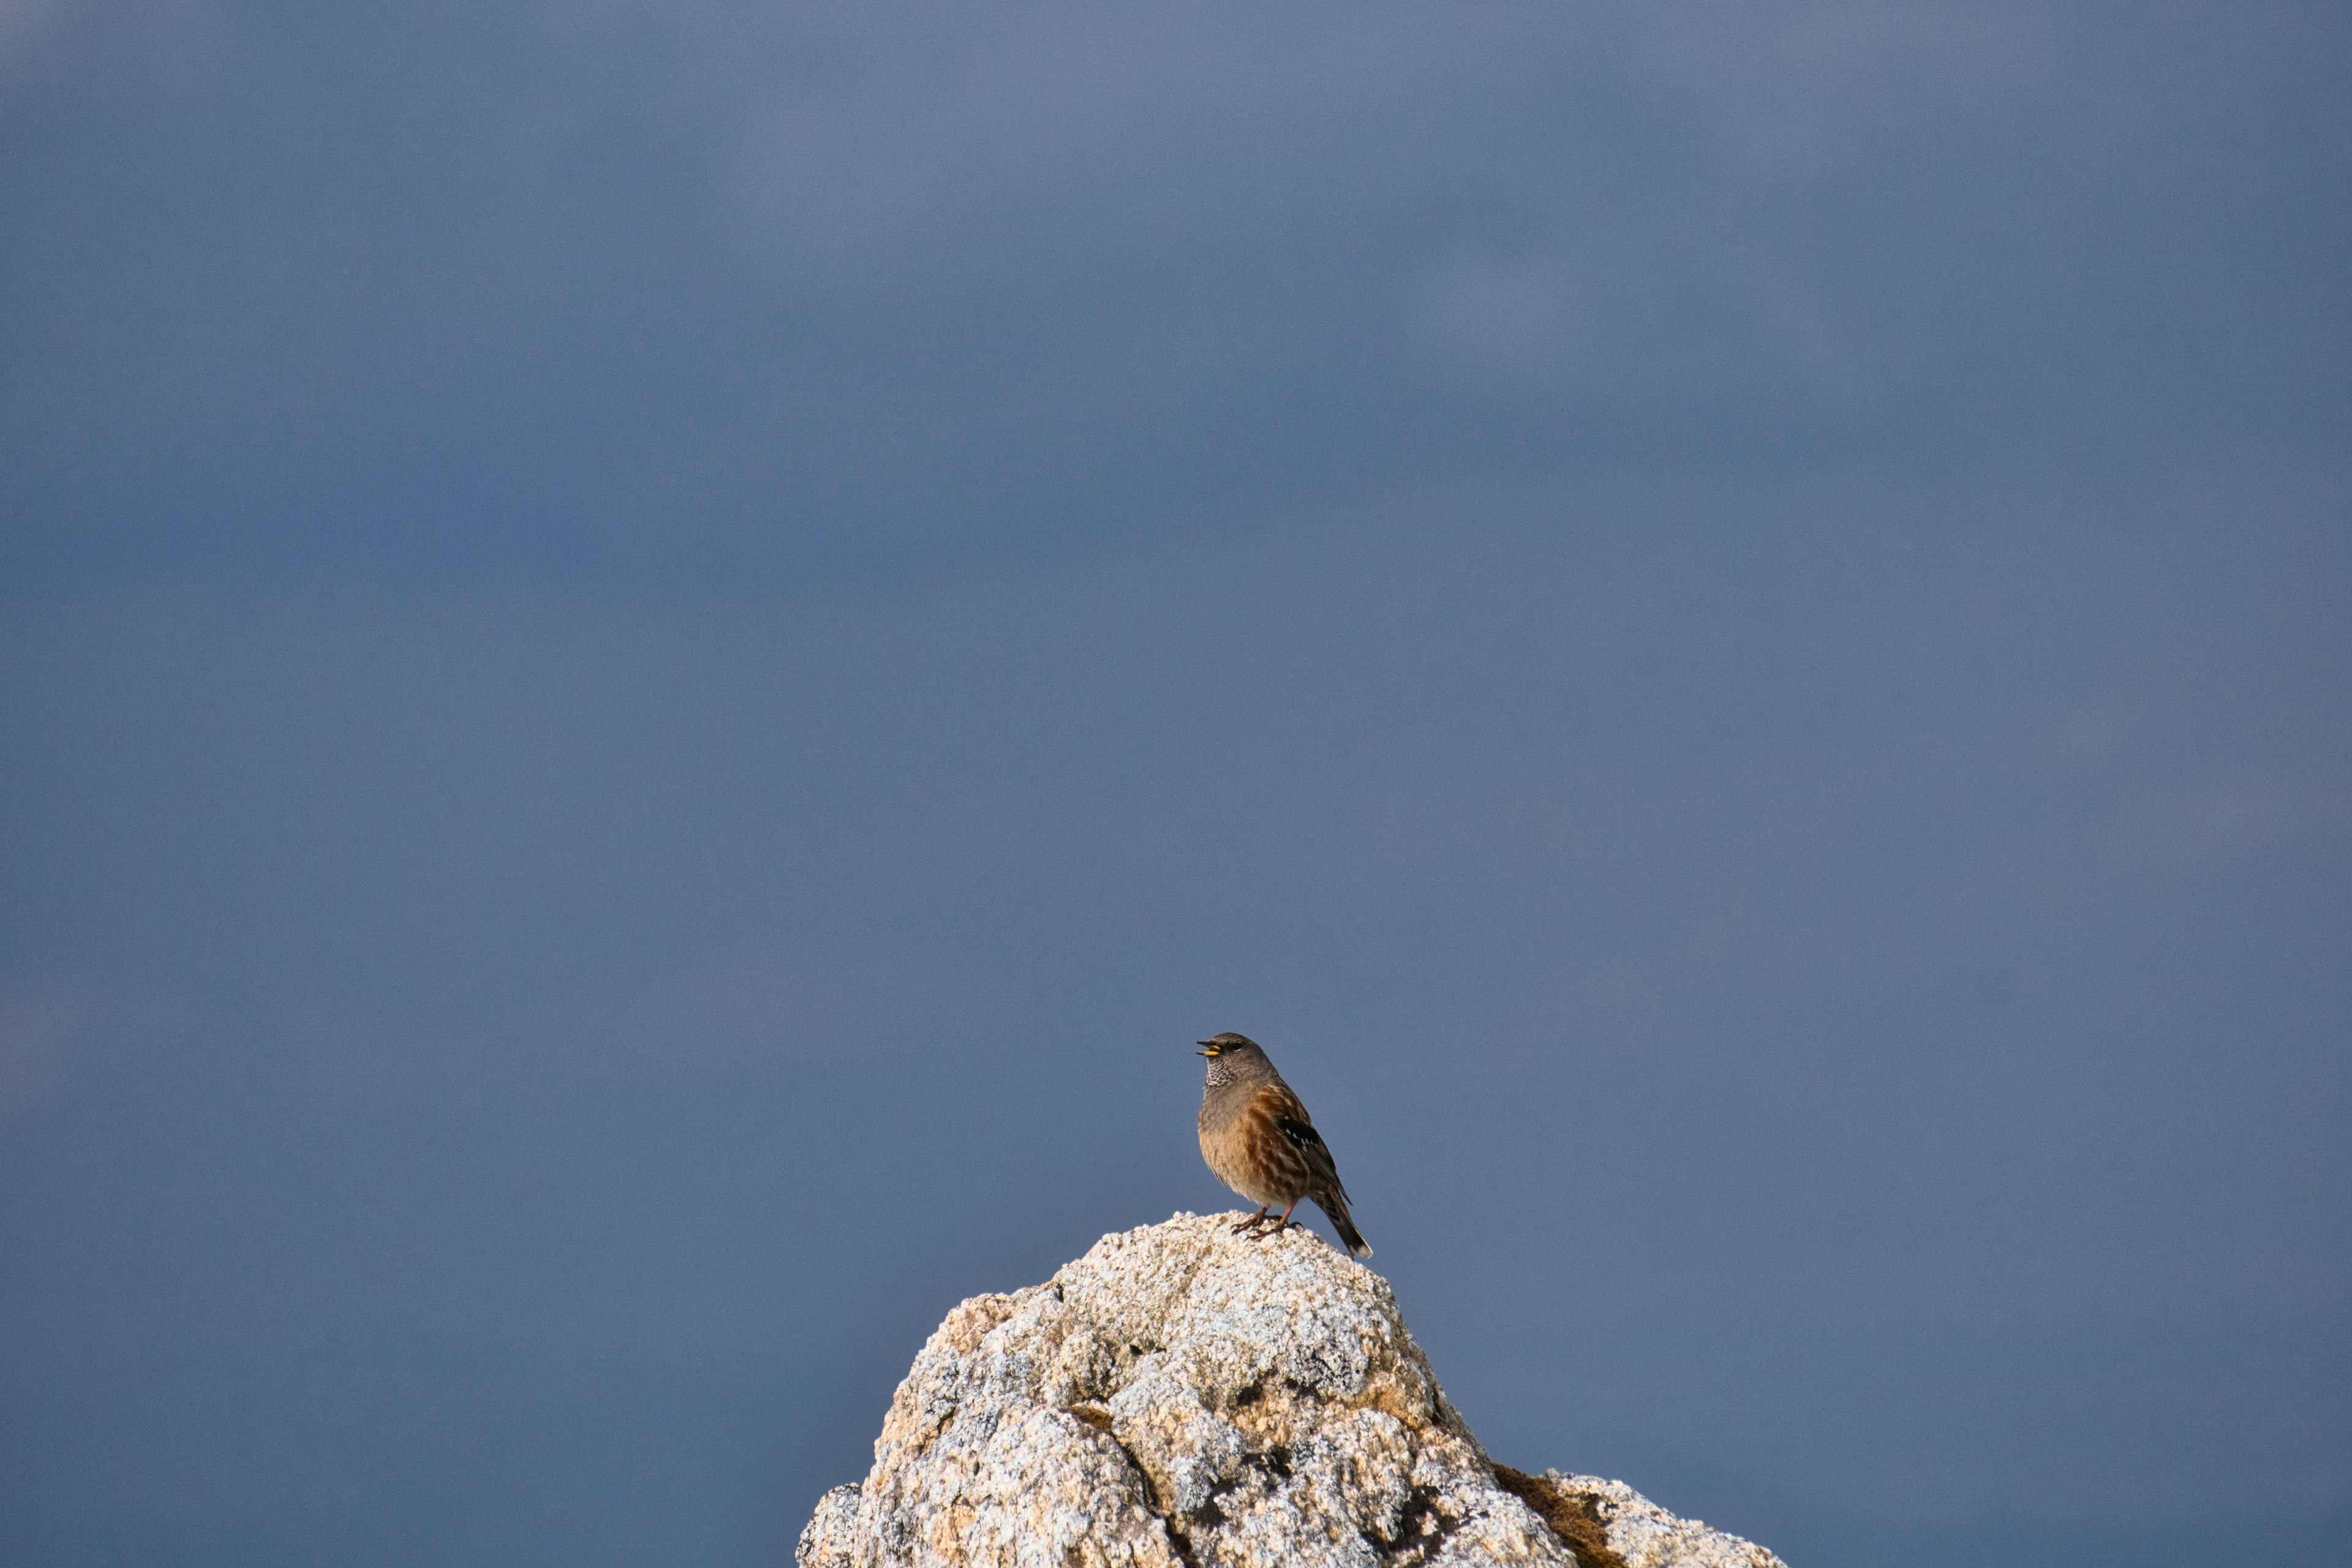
[1196,1040,1218,1056]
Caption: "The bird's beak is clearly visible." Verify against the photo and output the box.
[1196,1040,1218,1056]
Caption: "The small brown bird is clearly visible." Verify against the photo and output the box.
[1196,1032,1371,1257]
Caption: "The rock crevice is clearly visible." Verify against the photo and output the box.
[797,1213,1785,1568]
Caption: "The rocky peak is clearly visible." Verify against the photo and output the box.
[798,1212,1787,1568]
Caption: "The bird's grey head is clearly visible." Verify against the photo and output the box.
[1197,1032,1275,1088]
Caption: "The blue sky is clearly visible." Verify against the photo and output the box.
[2,4,2348,1565]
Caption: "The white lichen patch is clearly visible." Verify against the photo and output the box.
[1540,1474,1789,1568]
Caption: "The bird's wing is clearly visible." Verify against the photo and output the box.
[1261,1084,1351,1206]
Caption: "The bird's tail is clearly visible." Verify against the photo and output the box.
[1316,1194,1373,1259]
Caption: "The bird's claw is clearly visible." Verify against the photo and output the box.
[1231,1212,1294,1239]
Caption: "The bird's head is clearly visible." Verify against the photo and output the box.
[1197,1032,1271,1084]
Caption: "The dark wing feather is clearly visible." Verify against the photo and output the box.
[1263,1084,1352,1206]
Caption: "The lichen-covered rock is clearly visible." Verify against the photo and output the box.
[1493,1469,1788,1568]
[796,1213,1785,1568]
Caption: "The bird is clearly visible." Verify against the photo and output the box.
[1196,1031,1371,1257]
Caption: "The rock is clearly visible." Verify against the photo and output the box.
[1490,1470,1787,1568]
[797,1212,1787,1568]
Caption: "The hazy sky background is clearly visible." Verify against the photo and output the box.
[2,3,2347,1565]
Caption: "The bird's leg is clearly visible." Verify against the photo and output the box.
[1246,1199,1305,1241]
[1231,1206,1272,1235]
